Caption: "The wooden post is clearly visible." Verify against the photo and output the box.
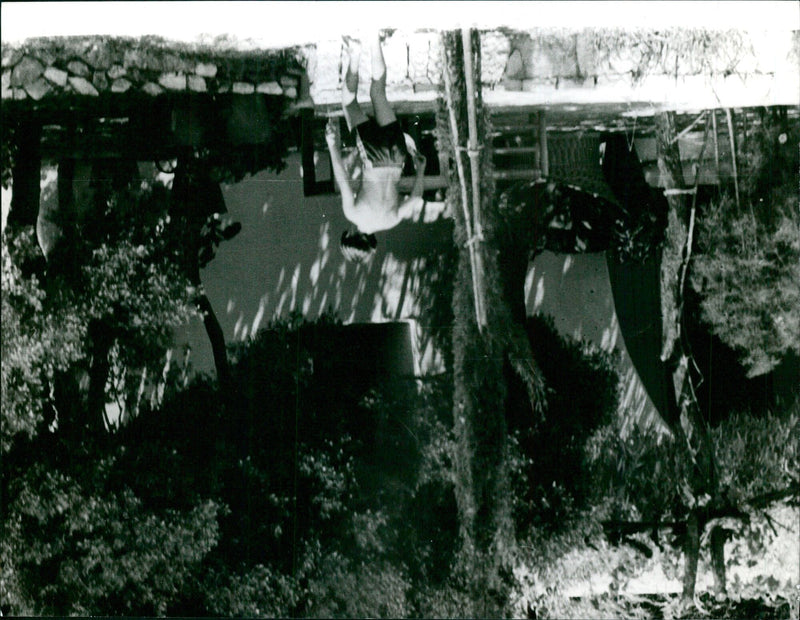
[301,108,318,197]
[711,109,721,186]
[538,110,549,178]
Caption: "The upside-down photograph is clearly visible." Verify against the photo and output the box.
[1,1,799,618]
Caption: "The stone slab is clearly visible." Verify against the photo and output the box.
[142,82,164,96]
[92,71,109,91]
[187,75,207,92]
[1,71,11,98]
[232,81,255,94]
[67,59,92,77]
[68,76,99,96]
[159,72,187,90]
[111,78,132,93]
[44,66,69,86]
[195,62,218,78]
[10,55,44,87]
[256,81,283,95]
[25,77,52,100]
[107,64,126,79]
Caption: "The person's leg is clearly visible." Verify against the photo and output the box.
[342,36,367,131]
[369,32,397,127]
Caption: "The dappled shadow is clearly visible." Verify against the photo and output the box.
[176,152,454,376]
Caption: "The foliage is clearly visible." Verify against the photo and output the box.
[691,116,800,377]
[1,121,16,189]
[509,315,621,536]
[1,228,84,448]
[1,312,467,617]
[712,407,800,503]
[589,29,753,83]
[1,441,221,617]
[585,400,799,605]
[1,176,198,439]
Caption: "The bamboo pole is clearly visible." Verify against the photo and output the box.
[711,109,720,186]
[461,28,487,330]
[441,34,486,333]
[724,108,740,210]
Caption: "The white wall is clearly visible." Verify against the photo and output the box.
[175,151,450,377]
[0,154,662,429]
[526,251,662,432]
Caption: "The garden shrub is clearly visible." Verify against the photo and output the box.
[585,397,799,609]
[691,114,800,378]
[1,446,221,617]
[509,314,621,535]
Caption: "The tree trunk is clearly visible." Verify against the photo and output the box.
[8,116,42,230]
[189,256,233,395]
[440,30,515,617]
[655,111,722,601]
[683,511,701,601]
[7,116,46,278]
[710,525,727,597]
[172,157,233,395]
[87,319,113,433]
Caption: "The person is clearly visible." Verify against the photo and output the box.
[325,33,427,262]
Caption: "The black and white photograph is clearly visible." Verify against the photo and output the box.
[1,2,798,617]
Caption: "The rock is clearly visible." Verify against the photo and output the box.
[139,50,165,71]
[36,49,58,67]
[407,31,440,83]
[13,88,28,100]
[92,71,109,91]
[25,77,52,100]
[232,81,254,94]
[85,42,115,69]
[123,49,141,67]
[68,76,99,95]
[481,31,512,84]
[111,78,132,93]
[283,86,297,99]
[2,49,23,69]
[67,59,91,77]
[107,64,126,79]
[10,55,44,87]
[44,66,69,86]
[161,53,188,73]
[195,62,217,78]
[576,31,597,77]
[187,75,207,92]
[505,49,526,80]
[256,81,283,95]
[142,82,164,96]
[158,72,187,90]
[279,75,298,88]
[2,71,13,98]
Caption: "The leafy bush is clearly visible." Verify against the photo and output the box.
[691,115,800,377]
[585,399,799,606]
[509,315,621,535]
[1,228,85,448]
[1,445,221,617]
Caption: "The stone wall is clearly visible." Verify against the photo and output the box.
[1,36,303,102]
[304,28,799,111]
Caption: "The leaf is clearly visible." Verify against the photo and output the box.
[221,221,242,241]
